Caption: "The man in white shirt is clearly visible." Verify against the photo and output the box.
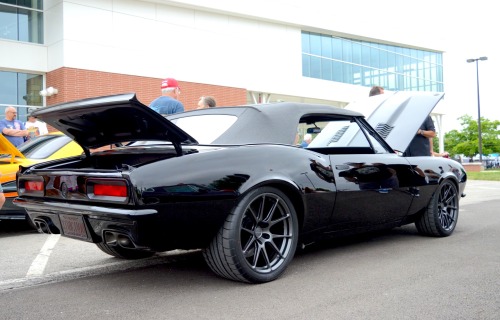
[25,115,49,139]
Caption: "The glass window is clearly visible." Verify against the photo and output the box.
[0,71,42,120]
[332,37,342,60]
[332,61,342,82]
[0,4,17,41]
[351,42,361,64]
[321,59,332,81]
[310,56,321,78]
[309,33,321,56]
[302,54,310,77]
[5,134,70,159]
[321,36,332,58]
[171,114,238,144]
[0,1,43,43]
[301,31,443,92]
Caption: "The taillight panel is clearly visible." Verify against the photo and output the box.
[86,178,129,203]
[18,177,45,196]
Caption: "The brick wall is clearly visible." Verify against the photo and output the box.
[45,67,247,110]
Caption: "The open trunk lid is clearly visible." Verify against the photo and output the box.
[31,93,198,152]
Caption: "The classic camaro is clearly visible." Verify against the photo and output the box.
[14,91,466,283]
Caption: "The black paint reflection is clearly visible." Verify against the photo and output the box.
[309,159,335,183]
[140,174,249,202]
[339,162,399,190]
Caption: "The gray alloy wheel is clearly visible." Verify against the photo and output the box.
[96,242,155,259]
[416,179,459,237]
[203,186,299,283]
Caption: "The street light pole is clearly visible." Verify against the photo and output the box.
[466,56,487,164]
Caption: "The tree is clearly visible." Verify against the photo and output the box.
[442,115,500,160]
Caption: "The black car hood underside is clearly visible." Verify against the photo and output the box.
[32,93,198,150]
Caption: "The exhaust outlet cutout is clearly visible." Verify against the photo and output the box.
[104,231,136,249]
[33,217,60,234]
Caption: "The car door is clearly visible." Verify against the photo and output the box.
[307,116,415,230]
[329,153,415,230]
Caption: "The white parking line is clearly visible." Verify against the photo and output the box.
[26,234,61,278]
[1,250,196,291]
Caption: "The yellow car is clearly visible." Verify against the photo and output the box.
[0,132,83,223]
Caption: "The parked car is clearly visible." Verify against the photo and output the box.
[14,92,466,283]
[0,133,83,223]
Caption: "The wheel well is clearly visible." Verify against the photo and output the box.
[254,181,305,230]
[439,175,459,192]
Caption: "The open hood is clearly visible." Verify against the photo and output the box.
[346,91,444,152]
[32,93,198,151]
[0,134,25,163]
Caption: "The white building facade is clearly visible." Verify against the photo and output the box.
[0,0,447,149]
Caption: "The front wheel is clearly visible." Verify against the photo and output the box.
[416,179,459,237]
[203,187,299,283]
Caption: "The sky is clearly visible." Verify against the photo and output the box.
[438,6,499,133]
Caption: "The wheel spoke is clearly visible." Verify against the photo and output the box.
[242,235,257,256]
[251,245,263,268]
[267,241,286,260]
[241,226,254,234]
[248,206,259,223]
[257,196,266,221]
[262,197,279,223]
[260,245,271,268]
[441,189,456,205]
[269,213,290,227]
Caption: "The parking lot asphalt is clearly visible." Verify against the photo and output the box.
[0,179,498,291]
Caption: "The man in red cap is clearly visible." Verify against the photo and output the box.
[149,77,185,114]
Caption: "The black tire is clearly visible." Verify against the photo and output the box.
[416,179,459,237]
[96,242,155,259]
[203,186,299,283]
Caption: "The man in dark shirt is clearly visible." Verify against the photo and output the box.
[403,116,435,157]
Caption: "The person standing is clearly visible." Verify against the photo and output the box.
[0,106,29,147]
[25,114,49,139]
[300,133,312,147]
[369,86,384,97]
[403,116,436,157]
[197,96,217,109]
[149,78,185,115]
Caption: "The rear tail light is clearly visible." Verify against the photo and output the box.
[94,184,127,197]
[19,177,45,196]
[26,181,44,191]
[87,179,129,203]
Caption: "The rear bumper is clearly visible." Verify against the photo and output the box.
[14,197,157,247]
[13,197,234,251]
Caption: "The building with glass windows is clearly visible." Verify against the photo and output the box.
[0,0,446,146]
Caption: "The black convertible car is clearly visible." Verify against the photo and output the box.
[14,91,466,283]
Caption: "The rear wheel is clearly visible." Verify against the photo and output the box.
[416,179,459,237]
[203,187,299,283]
[96,242,155,259]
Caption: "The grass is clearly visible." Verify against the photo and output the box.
[466,169,500,181]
